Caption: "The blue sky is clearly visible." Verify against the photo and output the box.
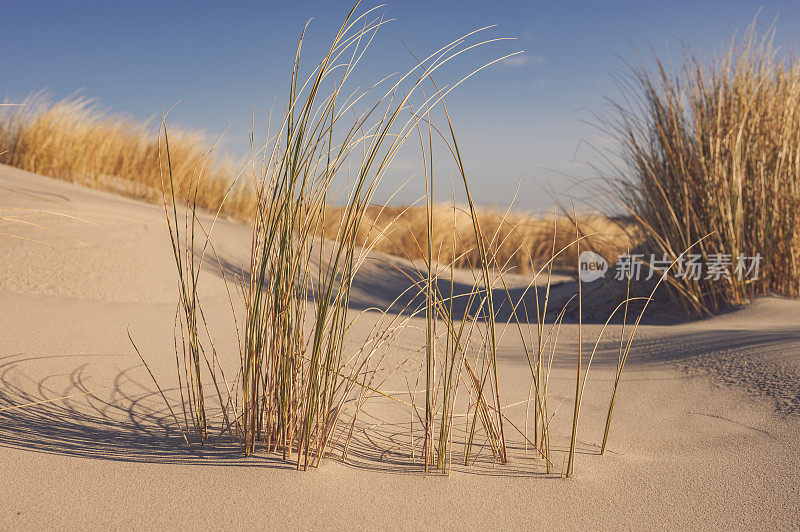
[4,1,800,210]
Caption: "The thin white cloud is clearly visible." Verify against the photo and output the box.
[502,53,546,68]
[503,55,528,67]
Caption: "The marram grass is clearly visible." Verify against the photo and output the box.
[154,3,529,471]
[605,20,800,315]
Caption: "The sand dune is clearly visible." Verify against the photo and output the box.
[1,163,798,529]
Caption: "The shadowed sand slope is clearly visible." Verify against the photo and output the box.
[1,164,799,529]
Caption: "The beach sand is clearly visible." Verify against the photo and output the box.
[1,163,798,529]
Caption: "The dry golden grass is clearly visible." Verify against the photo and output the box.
[606,21,800,314]
[0,94,631,273]
[324,204,632,274]
[0,93,252,219]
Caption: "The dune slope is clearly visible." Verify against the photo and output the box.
[0,164,798,530]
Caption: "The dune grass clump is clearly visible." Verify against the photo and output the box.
[152,3,527,470]
[413,97,511,472]
[323,204,631,274]
[0,93,252,219]
[606,22,800,315]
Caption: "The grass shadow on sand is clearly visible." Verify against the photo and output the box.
[0,355,288,467]
[0,353,599,475]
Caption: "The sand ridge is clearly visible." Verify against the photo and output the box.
[1,164,798,529]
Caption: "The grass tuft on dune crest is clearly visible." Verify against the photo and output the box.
[0,98,630,273]
[606,20,800,314]
[0,93,252,219]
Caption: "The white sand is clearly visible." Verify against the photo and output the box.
[1,164,798,529]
